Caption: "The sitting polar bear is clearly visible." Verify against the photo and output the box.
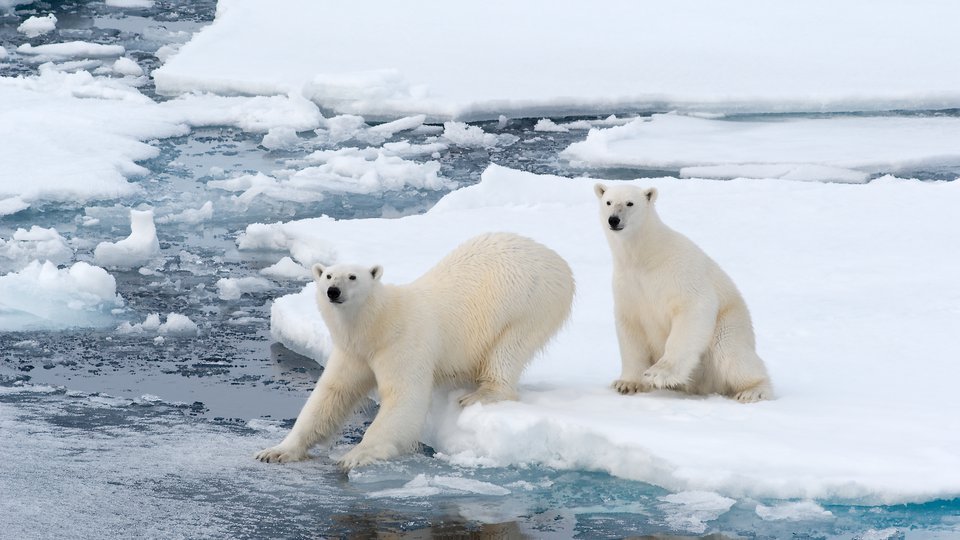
[595,183,773,402]
[256,232,575,470]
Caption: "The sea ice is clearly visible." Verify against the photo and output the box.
[562,114,960,182]
[154,1,960,120]
[216,276,274,300]
[105,0,155,8]
[17,14,57,38]
[658,491,736,534]
[755,501,834,521]
[17,41,125,60]
[94,209,161,269]
[267,164,960,504]
[156,201,213,225]
[0,260,123,330]
[0,226,72,273]
[260,256,311,280]
[111,57,144,77]
[117,313,198,336]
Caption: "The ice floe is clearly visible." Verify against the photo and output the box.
[94,209,161,269]
[267,164,960,504]
[562,113,960,182]
[154,0,960,120]
[17,14,57,38]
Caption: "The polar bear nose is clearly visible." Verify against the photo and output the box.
[608,215,621,228]
[327,286,341,301]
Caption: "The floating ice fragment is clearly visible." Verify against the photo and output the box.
[658,491,736,534]
[106,0,155,8]
[0,226,72,273]
[157,201,213,224]
[117,312,198,336]
[441,122,518,148]
[216,276,274,300]
[0,261,123,330]
[111,57,143,77]
[366,474,510,499]
[260,127,300,150]
[94,209,160,269]
[533,118,568,133]
[755,501,834,521]
[17,14,57,38]
[260,256,311,280]
[17,41,125,59]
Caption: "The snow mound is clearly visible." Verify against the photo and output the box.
[154,0,960,120]
[562,114,960,182]
[94,209,161,269]
[268,164,960,504]
[17,14,57,38]
[0,261,123,330]
[260,256,311,280]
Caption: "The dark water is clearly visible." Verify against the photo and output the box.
[2,2,960,539]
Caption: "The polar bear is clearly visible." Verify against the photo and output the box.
[595,183,772,402]
[255,232,574,469]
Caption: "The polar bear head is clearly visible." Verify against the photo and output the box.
[594,183,658,233]
[312,263,383,307]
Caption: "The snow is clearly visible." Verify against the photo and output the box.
[0,261,123,330]
[755,501,834,522]
[0,68,187,207]
[216,276,274,300]
[154,0,960,120]
[94,209,161,269]
[267,164,960,504]
[562,114,960,182]
[17,14,57,38]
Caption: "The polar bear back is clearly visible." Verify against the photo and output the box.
[411,232,574,376]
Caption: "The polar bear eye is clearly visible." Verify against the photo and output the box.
[348,275,356,280]
[626,201,634,207]
[326,274,332,279]
[606,201,611,206]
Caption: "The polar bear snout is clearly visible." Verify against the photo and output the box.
[326,286,343,303]
[608,215,622,231]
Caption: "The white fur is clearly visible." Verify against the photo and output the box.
[255,232,574,469]
[595,183,772,403]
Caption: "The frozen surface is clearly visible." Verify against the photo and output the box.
[94,209,161,269]
[0,261,123,330]
[155,0,960,120]
[17,13,57,37]
[563,113,960,182]
[270,165,960,504]
[17,41,126,59]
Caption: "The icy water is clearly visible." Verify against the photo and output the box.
[2,2,960,538]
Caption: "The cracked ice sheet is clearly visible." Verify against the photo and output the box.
[154,0,960,120]
[562,114,960,182]
[267,164,960,504]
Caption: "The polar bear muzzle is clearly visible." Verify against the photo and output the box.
[327,286,343,304]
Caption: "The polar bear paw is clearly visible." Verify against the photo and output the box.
[612,379,651,395]
[459,386,517,407]
[254,443,308,464]
[734,384,772,403]
[338,443,397,471]
[641,363,689,390]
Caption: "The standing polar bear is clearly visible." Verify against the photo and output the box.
[595,183,772,402]
[256,232,574,470]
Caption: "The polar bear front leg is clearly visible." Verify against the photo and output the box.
[338,358,434,471]
[643,300,718,390]
[612,316,655,394]
[256,350,374,464]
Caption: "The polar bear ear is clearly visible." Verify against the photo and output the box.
[370,265,384,281]
[644,187,658,203]
[594,183,607,199]
[312,263,325,282]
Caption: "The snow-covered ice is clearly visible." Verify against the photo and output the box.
[0,226,72,273]
[260,256,311,281]
[116,312,199,336]
[94,209,161,269]
[105,0,155,8]
[268,164,960,504]
[154,0,960,120]
[216,276,274,300]
[563,113,960,182]
[0,261,123,330]
[17,41,126,60]
[755,500,834,522]
[17,14,57,38]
